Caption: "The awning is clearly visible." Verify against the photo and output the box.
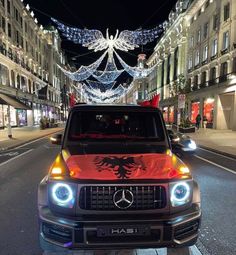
[0,93,31,110]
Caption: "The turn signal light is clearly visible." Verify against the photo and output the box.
[51,167,63,175]
[179,166,190,174]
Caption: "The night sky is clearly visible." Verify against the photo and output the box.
[27,0,178,82]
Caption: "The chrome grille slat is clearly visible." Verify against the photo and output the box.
[79,185,166,211]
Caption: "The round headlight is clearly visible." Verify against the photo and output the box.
[52,183,73,204]
[171,182,191,206]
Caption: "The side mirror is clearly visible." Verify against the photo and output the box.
[169,134,180,144]
[50,134,62,145]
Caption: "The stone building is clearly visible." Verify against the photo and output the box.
[0,0,71,128]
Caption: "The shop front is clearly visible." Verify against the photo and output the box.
[191,101,200,123]
[203,98,214,128]
[0,93,31,127]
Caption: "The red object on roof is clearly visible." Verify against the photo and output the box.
[139,94,160,108]
[69,93,76,108]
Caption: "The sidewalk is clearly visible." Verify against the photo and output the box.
[0,125,64,151]
[188,128,236,157]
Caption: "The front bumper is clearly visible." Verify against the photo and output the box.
[39,203,201,250]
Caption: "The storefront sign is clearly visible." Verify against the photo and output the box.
[178,94,186,109]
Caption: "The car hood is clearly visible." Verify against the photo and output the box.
[60,149,191,180]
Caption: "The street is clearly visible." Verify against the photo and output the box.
[0,136,236,255]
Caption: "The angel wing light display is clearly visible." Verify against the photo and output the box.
[52,18,163,103]
[52,18,162,53]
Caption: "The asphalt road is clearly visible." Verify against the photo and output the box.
[0,137,235,255]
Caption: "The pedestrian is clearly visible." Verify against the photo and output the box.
[203,115,208,129]
[195,114,201,130]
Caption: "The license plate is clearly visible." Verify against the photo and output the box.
[97,225,150,237]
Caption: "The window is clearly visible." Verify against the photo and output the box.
[2,16,5,33]
[173,47,179,80]
[197,9,201,17]
[205,0,210,8]
[190,17,194,24]
[203,23,208,38]
[1,0,5,7]
[194,75,198,86]
[201,71,207,84]
[197,30,201,43]
[16,30,19,45]
[188,56,193,70]
[211,39,218,56]
[68,111,165,142]
[7,0,10,14]
[203,45,208,61]
[210,67,216,80]
[189,36,194,47]
[224,3,230,21]
[7,23,11,37]
[223,31,229,49]
[195,51,200,66]
[221,62,228,76]
[213,14,219,30]
[166,54,171,84]
[161,60,165,87]
[24,22,28,33]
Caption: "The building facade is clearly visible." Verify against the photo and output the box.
[147,0,189,125]
[185,0,236,130]
[0,0,71,128]
[147,0,236,130]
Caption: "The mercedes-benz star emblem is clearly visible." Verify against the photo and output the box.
[113,189,134,209]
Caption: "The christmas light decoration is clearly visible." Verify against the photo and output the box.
[91,54,123,84]
[52,18,163,53]
[115,51,158,78]
[57,51,107,81]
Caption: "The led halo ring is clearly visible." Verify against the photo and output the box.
[52,183,73,204]
[171,182,190,202]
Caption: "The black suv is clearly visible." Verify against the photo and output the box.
[38,104,201,253]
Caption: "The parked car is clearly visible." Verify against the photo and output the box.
[167,129,197,157]
[38,104,201,253]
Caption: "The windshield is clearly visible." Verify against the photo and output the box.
[67,110,165,141]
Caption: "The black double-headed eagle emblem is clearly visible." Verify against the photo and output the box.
[94,156,146,179]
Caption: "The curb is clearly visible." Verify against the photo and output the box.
[0,128,64,151]
[198,145,236,160]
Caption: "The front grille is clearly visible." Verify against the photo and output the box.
[79,186,166,210]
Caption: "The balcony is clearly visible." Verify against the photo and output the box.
[221,48,229,55]
[219,74,229,83]
[210,55,217,61]
[202,59,208,66]
[208,78,218,86]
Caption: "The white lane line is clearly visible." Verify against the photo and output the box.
[0,149,33,167]
[14,136,49,149]
[194,155,236,175]
[190,246,203,255]
[198,147,236,161]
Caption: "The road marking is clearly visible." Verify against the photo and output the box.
[194,155,236,175]
[0,149,33,167]
[14,136,49,149]
[0,151,19,157]
[190,246,203,255]
[198,147,236,161]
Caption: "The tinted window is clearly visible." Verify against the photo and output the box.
[68,111,165,141]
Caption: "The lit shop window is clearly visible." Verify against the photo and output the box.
[191,102,200,123]
[203,98,214,127]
